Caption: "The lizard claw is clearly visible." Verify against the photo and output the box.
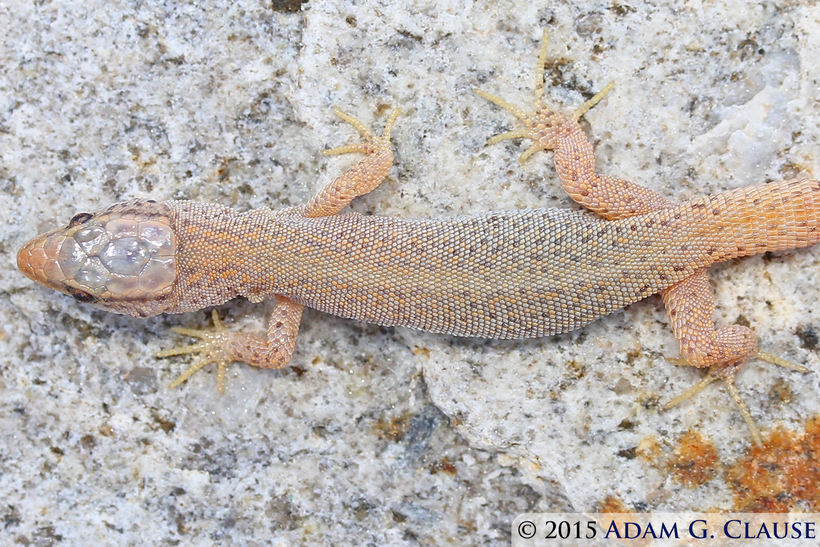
[474,29,614,162]
[664,352,811,447]
[322,106,401,157]
[156,310,235,393]
[663,362,762,446]
[474,82,615,162]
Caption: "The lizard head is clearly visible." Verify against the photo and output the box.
[17,200,179,318]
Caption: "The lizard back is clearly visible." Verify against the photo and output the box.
[167,178,820,339]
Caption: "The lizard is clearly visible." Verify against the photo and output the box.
[17,31,819,445]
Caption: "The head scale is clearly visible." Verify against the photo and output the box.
[17,200,179,318]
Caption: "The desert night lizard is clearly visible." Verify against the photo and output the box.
[17,32,820,445]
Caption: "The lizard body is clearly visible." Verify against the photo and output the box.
[17,33,820,443]
[19,181,820,337]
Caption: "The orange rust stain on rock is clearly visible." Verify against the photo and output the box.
[429,457,457,476]
[372,411,412,442]
[595,496,651,547]
[667,430,719,487]
[597,495,631,514]
[726,416,820,512]
[636,435,663,463]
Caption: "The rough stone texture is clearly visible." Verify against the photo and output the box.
[2,0,819,544]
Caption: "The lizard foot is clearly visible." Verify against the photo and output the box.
[322,106,401,158]
[156,310,236,394]
[301,106,401,218]
[474,30,614,161]
[664,352,810,447]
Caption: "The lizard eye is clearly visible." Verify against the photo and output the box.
[69,212,93,227]
[68,287,97,303]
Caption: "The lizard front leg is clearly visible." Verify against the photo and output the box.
[303,106,401,218]
[159,108,400,392]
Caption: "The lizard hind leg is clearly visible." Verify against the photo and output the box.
[662,271,811,446]
[474,29,614,162]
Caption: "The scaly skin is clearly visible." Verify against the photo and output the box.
[17,33,819,444]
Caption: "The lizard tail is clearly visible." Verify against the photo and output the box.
[686,178,820,261]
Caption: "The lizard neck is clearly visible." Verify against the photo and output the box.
[166,201,303,313]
